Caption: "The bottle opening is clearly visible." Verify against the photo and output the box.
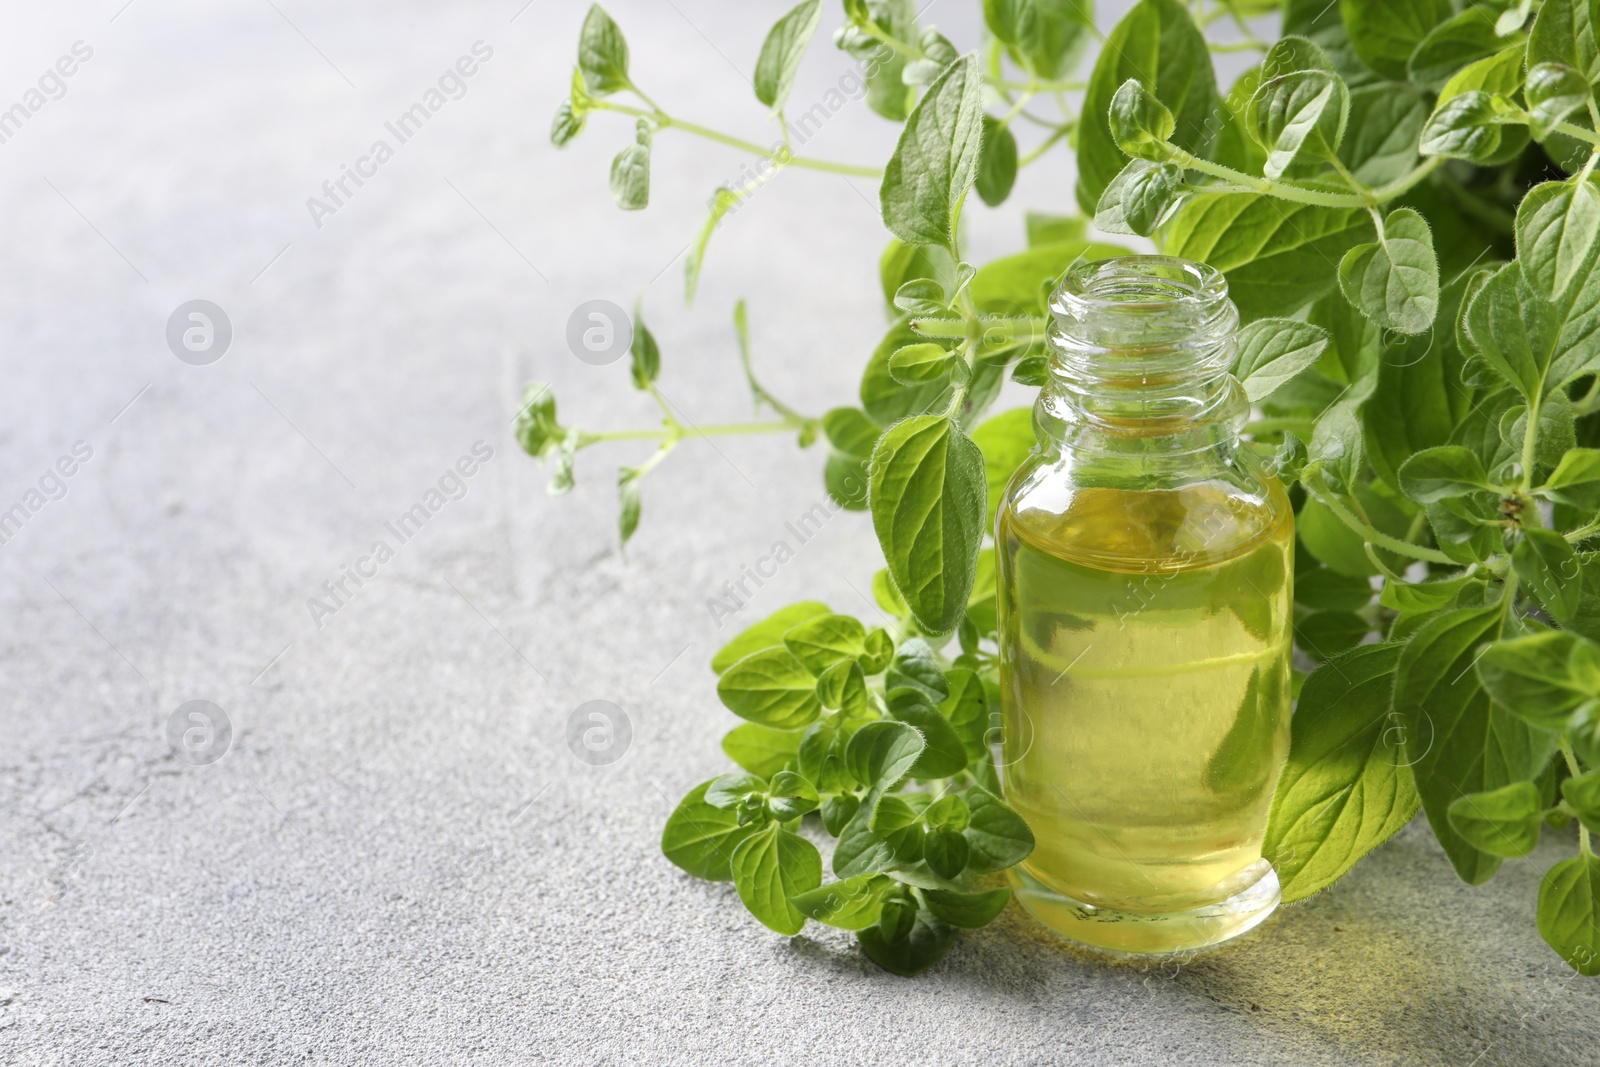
[1046,255,1238,389]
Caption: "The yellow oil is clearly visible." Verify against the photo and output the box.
[997,479,1293,952]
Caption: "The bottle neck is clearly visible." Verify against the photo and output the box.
[1035,257,1246,465]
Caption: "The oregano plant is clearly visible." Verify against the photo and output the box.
[524,0,1600,977]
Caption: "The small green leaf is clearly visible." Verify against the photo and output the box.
[722,723,802,778]
[857,901,958,976]
[1094,159,1184,237]
[1246,69,1350,179]
[861,628,894,674]
[869,416,987,635]
[1108,77,1176,161]
[1560,768,1600,834]
[887,638,949,702]
[879,54,985,249]
[975,115,1018,208]
[730,823,822,935]
[1447,781,1545,858]
[1418,90,1507,161]
[791,874,895,930]
[1407,6,1506,89]
[706,772,768,811]
[1541,448,1600,512]
[1537,854,1600,976]
[717,647,825,729]
[845,720,925,790]
[616,469,641,546]
[1397,446,1492,504]
[885,689,968,778]
[767,769,820,820]
[982,0,1093,80]
[712,602,831,674]
[1517,177,1600,301]
[1458,262,1560,403]
[577,4,630,94]
[1264,644,1418,902]
[1338,208,1439,335]
[609,120,651,210]
[1514,528,1584,624]
[821,793,860,836]
[661,780,764,880]
[1338,83,1429,186]
[1339,0,1453,80]
[888,343,956,385]
[1233,319,1330,402]
[815,659,869,714]
[1477,630,1600,731]
[921,886,1010,928]
[783,613,868,676]
[628,300,659,389]
[1526,62,1590,139]
[959,785,1034,873]
[753,0,822,113]
[550,98,585,147]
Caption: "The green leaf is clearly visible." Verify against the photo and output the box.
[712,602,831,674]
[887,637,949,702]
[879,54,984,250]
[661,780,764,880]
[1337,208,1439,335]
[514,382,564,457]
[1337,83,1428,186]
[861,319,955,424]
[1163,194,1368,320]
[722,723,803,778]
[1339,0,1453,80]
[869,793,927,866]
[925,828,969,878]
[1561,767,1600,833]
[616,469,642,547]
[783,613,868,676]
[1025,212,1087,247]
[1232,319,1330,401]
[1295,610,1370,662]
[888,343,956,385]
[705,772,768,811]
[1458,261,1560,402]
[1395,606,1557,883]
[816,659,869,714]
[885,690,969,778]
[753,0,822,113]
[960,785,1034,873]
[1246,69,1350,179]
[1408,6,1507,89]
[869,416,986,634]
[1517,178,1600,302]
[983,0,1093,80]
[717,647,825,729]
[767,769,820,820]
[845,720,925,790]
[550,98,585,147]
[1396,446,1492,504]
[628,300,659,389]
[972,407,1034,530]
[857,902,958,976]
[730,823,822,935]
[975,115,1018,208]
[921,886,1011,928]
[1446,781,1545,858]
[1296,565,1374,611]
[577,4,630,94]
[1108,78,1177,161]
[608,120,651,210]
[1076,0,1217,213]
[1514,528,1584,624]
[1477,630,1600,730]
[1525,62,1590,139]
[1418,90,1509,162]
[1094,160,1185,237]
[791,874,896,930]
[1542,447,1600,512]
[838,0,917,121]
[1263,644,1417,902]
[1537,854,1600,976]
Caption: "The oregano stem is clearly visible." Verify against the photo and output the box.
[1552,120,1600,149]
[1169,150,1445,209]
[1304,468,1455,564]
[578,418,807,447]
[594,101,883,178]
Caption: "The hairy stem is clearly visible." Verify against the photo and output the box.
[1170,150,1445,209]
[595,101,883,178]
[1304,468,1456,564]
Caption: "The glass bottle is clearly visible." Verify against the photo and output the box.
[996,256,1293,955]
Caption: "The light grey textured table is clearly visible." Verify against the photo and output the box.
[1,2,1596,1064]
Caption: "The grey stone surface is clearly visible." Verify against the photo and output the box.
[0,1,1596,1064]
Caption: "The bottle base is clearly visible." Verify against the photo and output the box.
[1009,862,1281,956]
